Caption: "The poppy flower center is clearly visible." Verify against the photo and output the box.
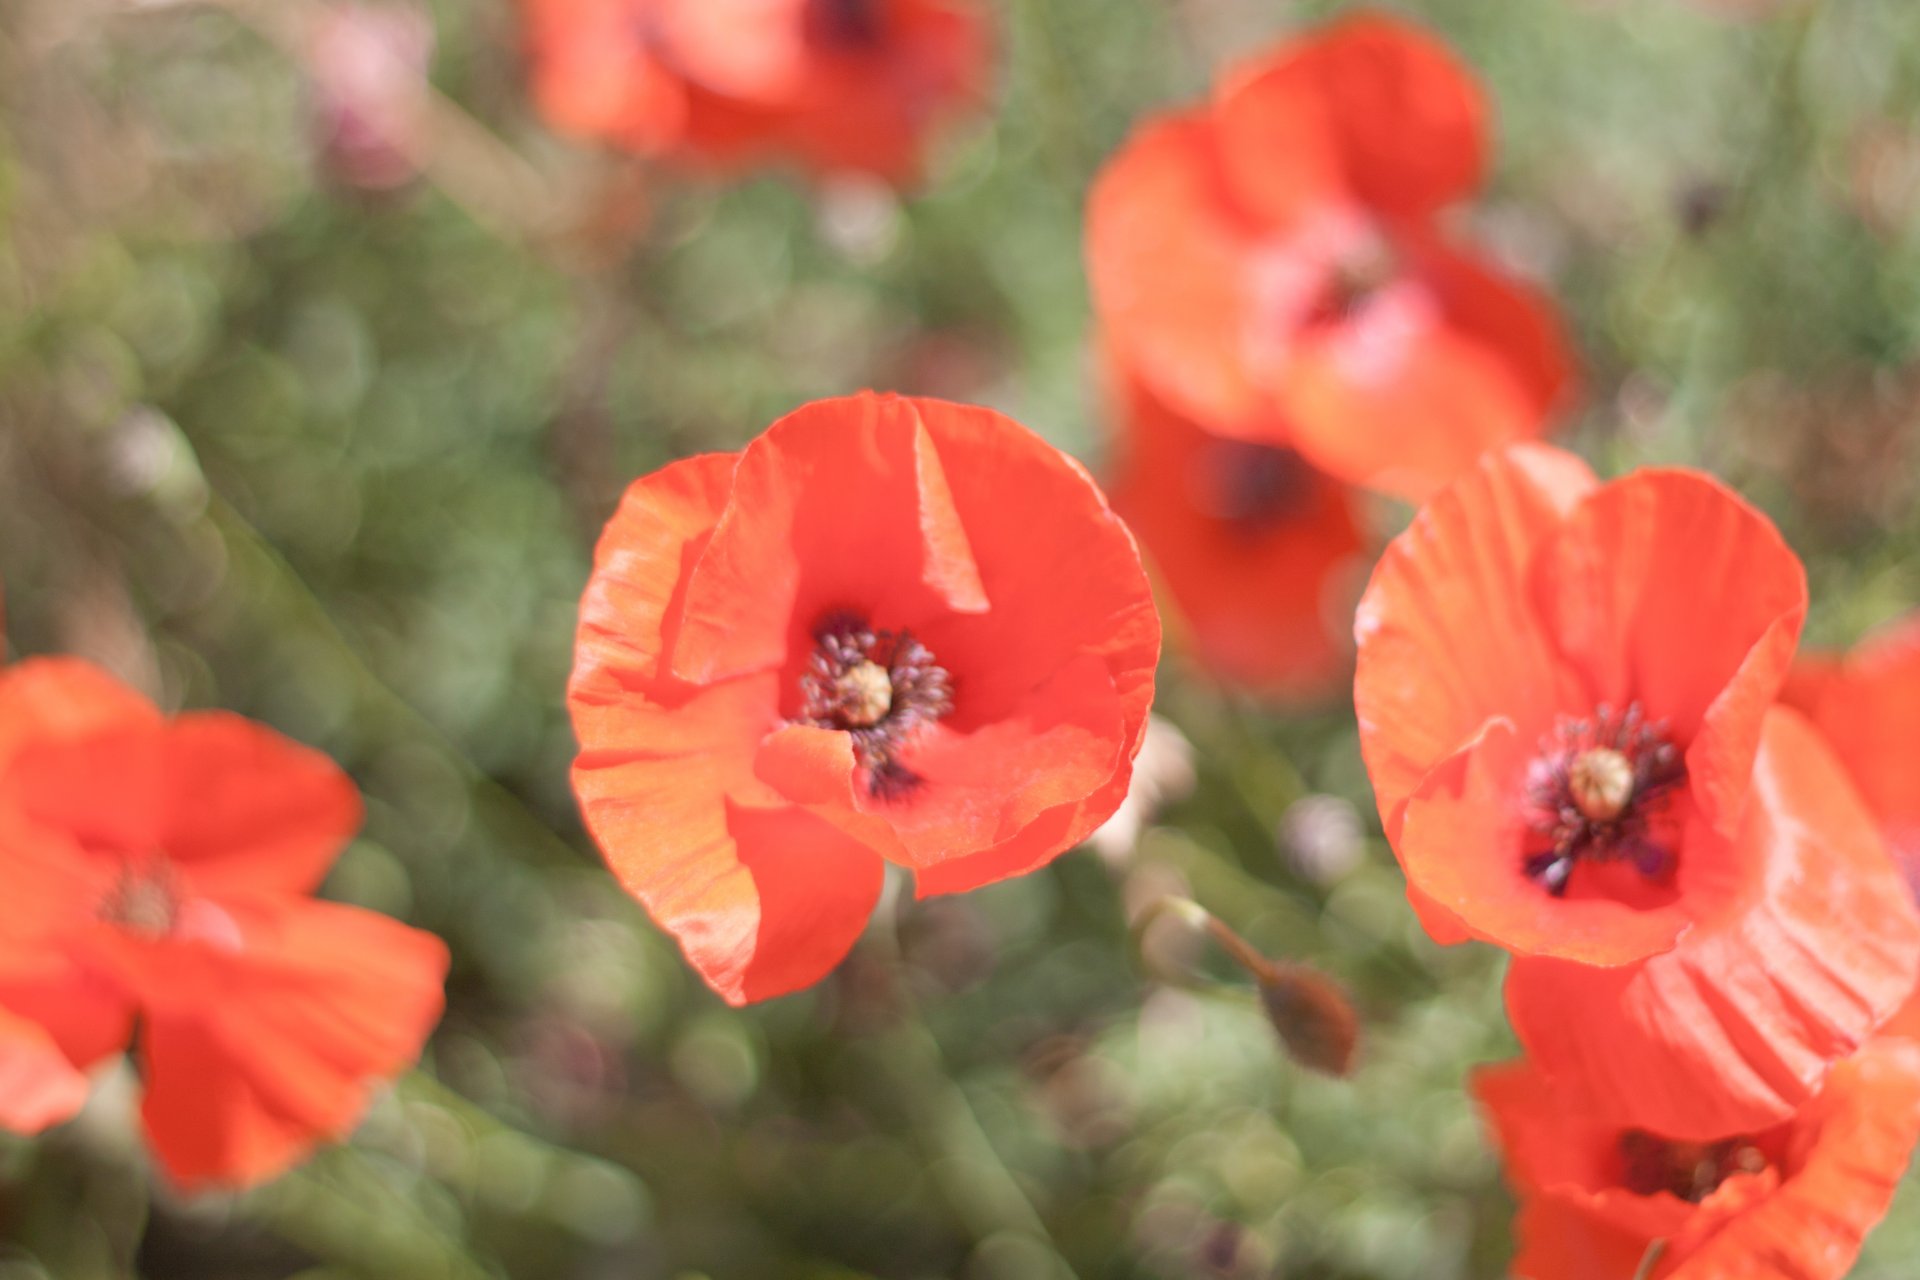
[1192,440,1314,531]
[809,0,883,46]
[99,859,182,939]
[1522,704,1685,896]
[1618,1129,1767,1203]
[1306,232,1400,328]
[800,611,953,797]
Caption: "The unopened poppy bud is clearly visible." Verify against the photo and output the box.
[1569,747,1636,822]
[1258,965,1361,1078]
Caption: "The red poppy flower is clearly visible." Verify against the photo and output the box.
[0,658,450,1190]
[1103,364,1367,698]
[1474,1037,1920,1279]
[1355,443,1809,965]
[522,0,991,184]
[1503,706,1920,1139]
[568,393,1159,1005]
[1085,11,1572,502]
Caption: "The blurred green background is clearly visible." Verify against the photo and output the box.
[3,0,1920,1275]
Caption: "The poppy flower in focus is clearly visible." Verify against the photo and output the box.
[521,0,991,184]
[1104,367,1366,698]
[1086,11,1573,502]
[1504,706,1920,1138]
[1474,1037,1920,1279]
[568,393,1159,1005]
[1355,443,1809,965]
[0,658,451,1190]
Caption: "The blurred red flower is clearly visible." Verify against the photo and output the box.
[1104,366,1366,698]
[1503,706,1920,1138]
[522,0,990,184]
[1085,11,1572,502]
[1474,1038,1920,1279]
[568,393,1159,1004]
[0,659,450,1190]
[1355,444,1809,964]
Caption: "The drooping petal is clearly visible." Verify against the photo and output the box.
[1293,11,1488,219]
[570,451,888,1003]
[1506,708,1920,1138]
[1531,469,1808,840]
[1104,371,1366,698]
[0,1004,92,1135]
[1354,443,1596,838]
[132,897,448,1190]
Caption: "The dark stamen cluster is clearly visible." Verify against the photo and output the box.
[1304,236,1399,328]
[1522,703,1685,896]
[1618,1129,1767,1203]
[800,612,953,798]
[99,860,181,938]
[1194,440,1314,532]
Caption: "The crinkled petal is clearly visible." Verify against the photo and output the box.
[1786,613,1920,865]
[1354,443,1596,837]
[1506,708,1920,1138]
[1532,469,1807,839]
[570,451,887,1003]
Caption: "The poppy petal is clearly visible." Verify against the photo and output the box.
[1354,443,1596,838]
[133,897,448,1190]
[1530,469,1808,839]
[1295,11,1487,219]
[0,657,159,767]
[571,452,886,1002]
[1210,49,1348,230]
[1085,115,1278,438]
[1105,370,1366,698]
[0,1004,92,1135]
[1394,718,1697,963]
[0,715,361,899]
[1786,613,1920,864]
[1506,708,1920,1138]
[669,395,989,685]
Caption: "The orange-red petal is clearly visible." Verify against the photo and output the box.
[1530,468,1807,843]
[1289,11,1487,219]
[0,1004,91,1135]
[1354,443,1596,838]
[570,452,887,1003]
[1104,371,1365,698]
[132,896,448,1190]
[0,714,362,900]
[1506,708,1920,1138]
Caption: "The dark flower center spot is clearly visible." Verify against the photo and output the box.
[1191,440,1314,531]
[1305,235,1400,328]
[809,0,884,47]
[99,859,181,938]
[1523,703,1685,897]
[800,611,952,798]
[1618,1129,1767,1203]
